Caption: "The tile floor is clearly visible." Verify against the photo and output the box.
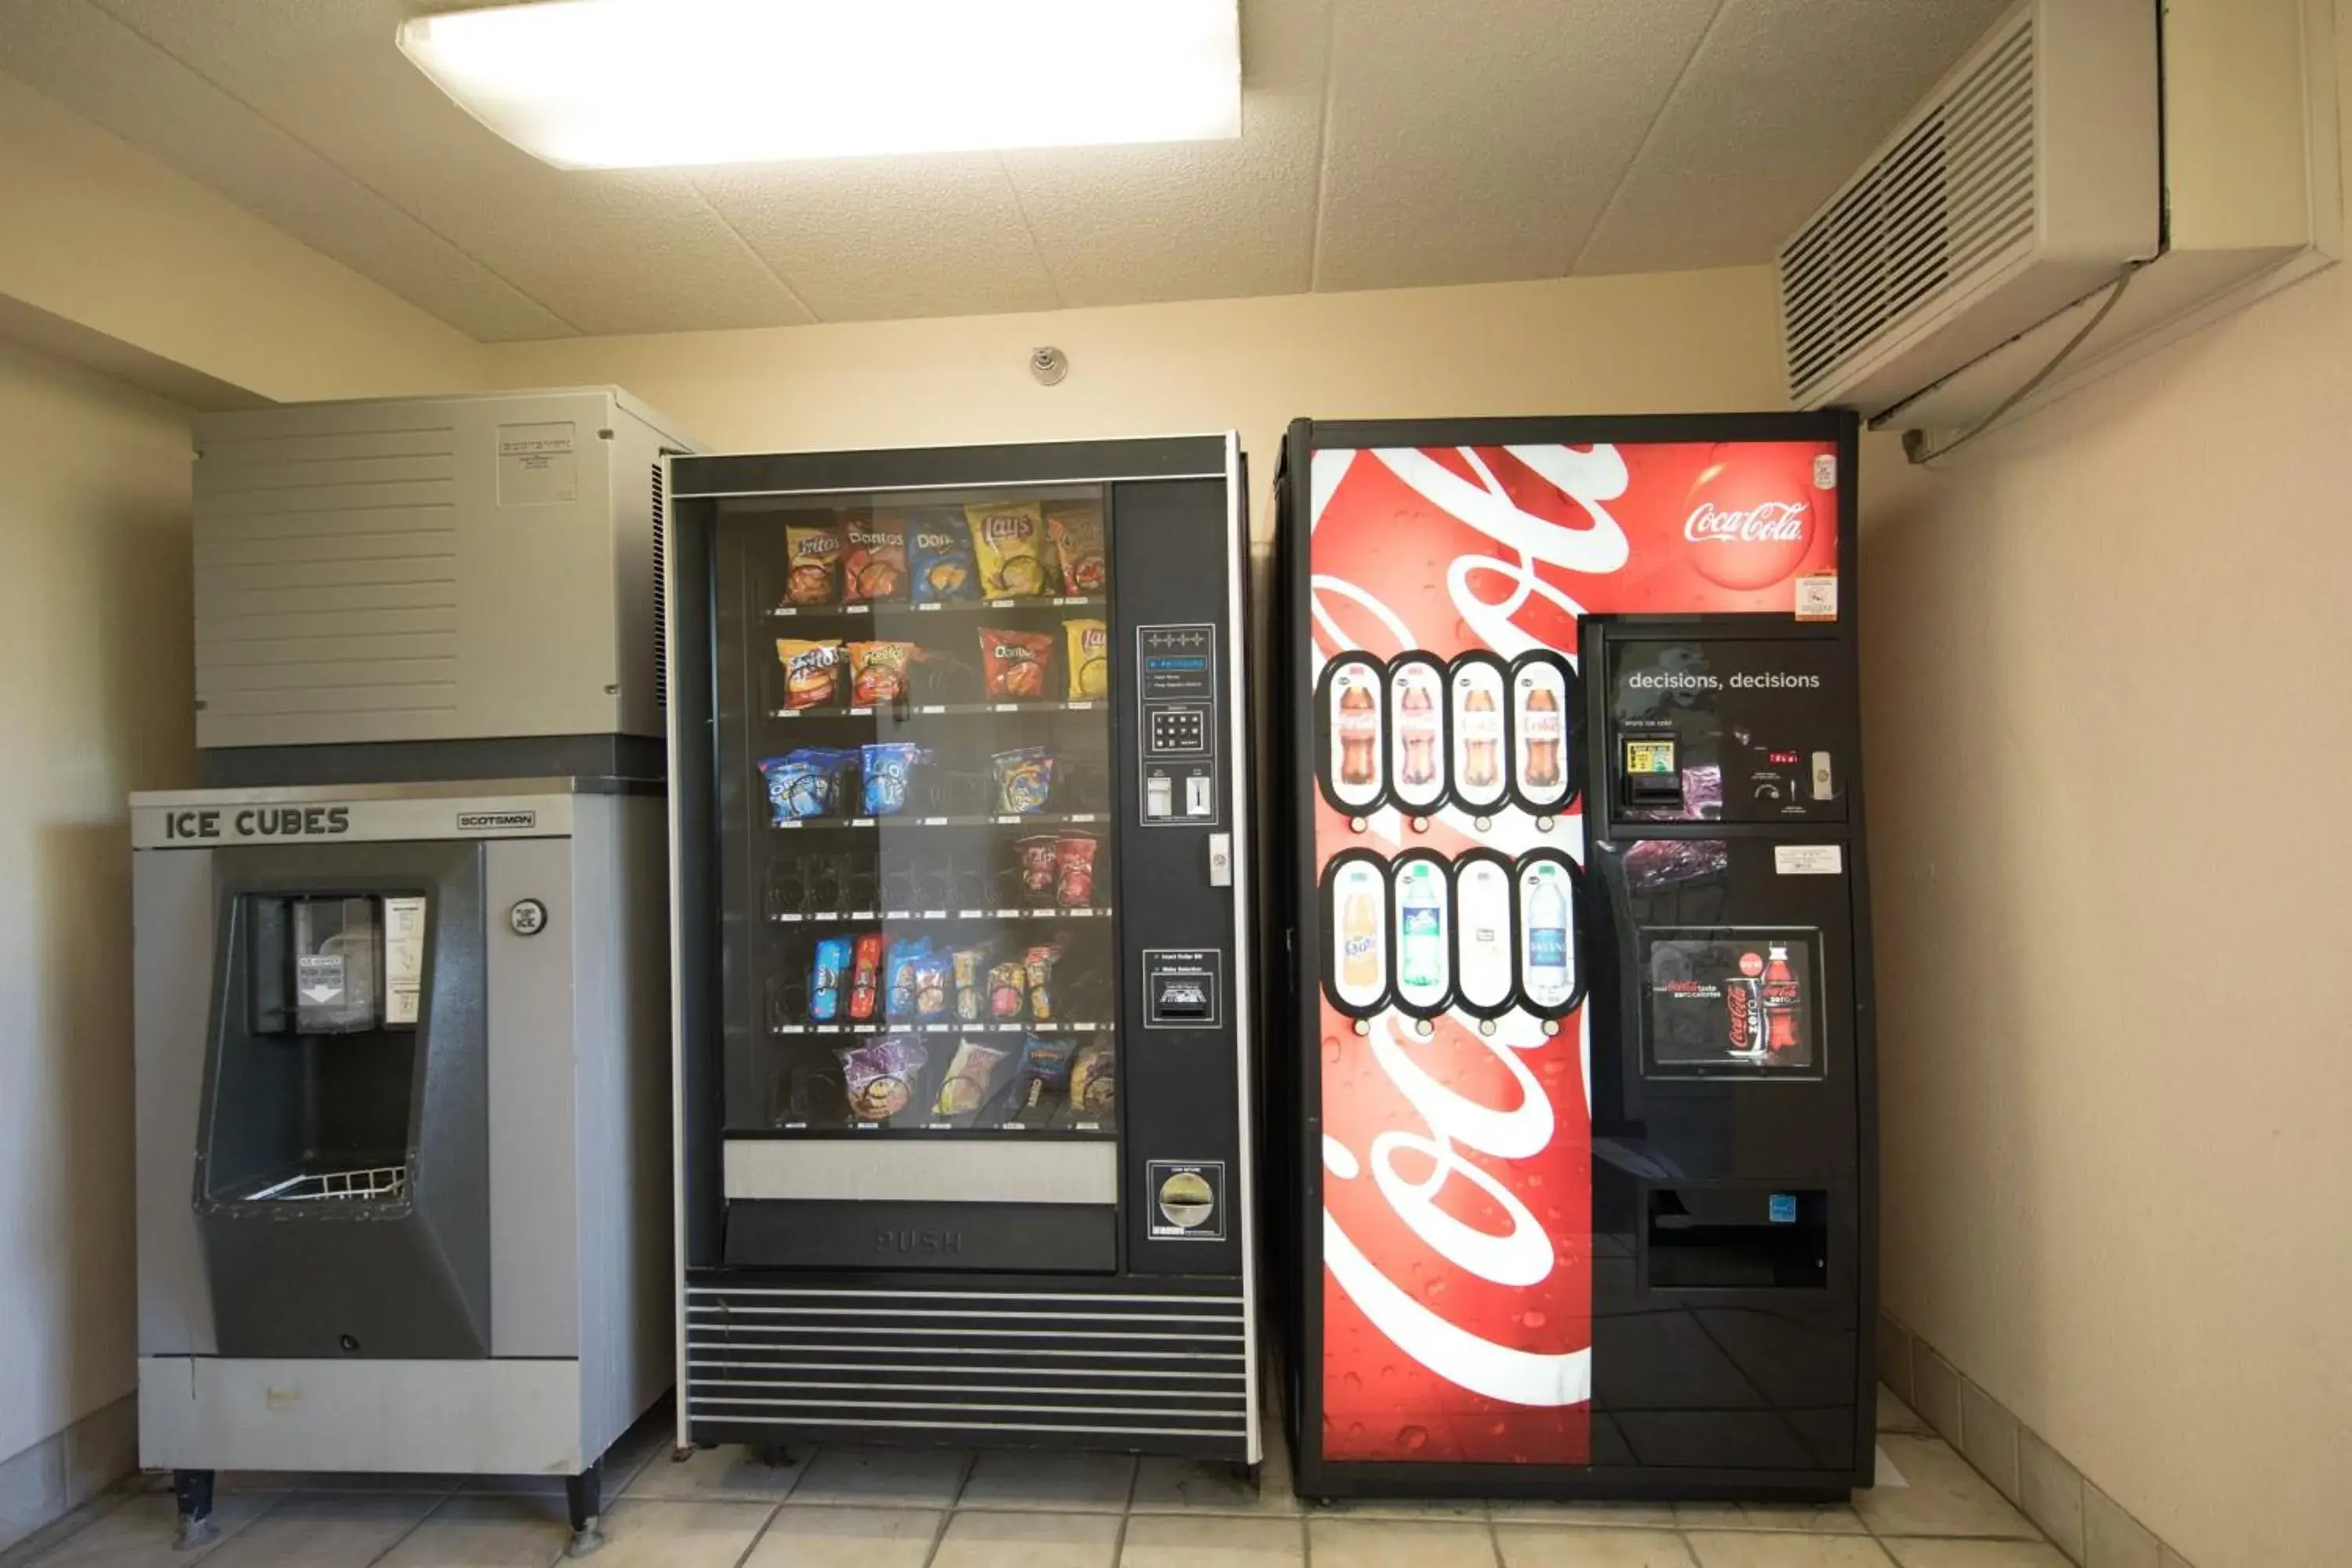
[2,1388,2059,1568]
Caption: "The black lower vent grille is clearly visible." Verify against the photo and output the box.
[685,1283,1250,1453]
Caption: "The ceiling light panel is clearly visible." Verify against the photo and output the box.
[397,0,1243,170]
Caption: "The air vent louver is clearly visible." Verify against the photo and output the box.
[651,461,667,713]
[1780,13,2038,405]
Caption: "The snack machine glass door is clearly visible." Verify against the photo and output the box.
[710,487,1123,1142]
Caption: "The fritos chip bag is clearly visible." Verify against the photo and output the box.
[782,521,842,606]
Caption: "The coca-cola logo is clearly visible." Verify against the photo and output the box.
[1681,449,1819,590]
[1684,500,1809,544]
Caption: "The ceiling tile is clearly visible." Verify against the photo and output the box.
[1573,0,2016,276]
[697,155,1059,324]
[0,0,572,341]
[1311,0,1722,293]
[82,0,815,337]
[998,0,1330,308]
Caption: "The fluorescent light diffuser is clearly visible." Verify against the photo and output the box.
[397,0,1242,169]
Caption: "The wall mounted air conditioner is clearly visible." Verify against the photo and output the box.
[1779,0,2342,437]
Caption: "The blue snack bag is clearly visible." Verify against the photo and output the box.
[808,936,852,1022]
[910,512,980,604]
[861,742,929,816]
[759,750,837,822]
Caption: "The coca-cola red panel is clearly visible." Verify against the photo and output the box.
[1300,433,1840,1470]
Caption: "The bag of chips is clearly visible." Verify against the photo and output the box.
[991,747,1055,814]
[842,514,908,603]
[846,641,914,706]
[1047,503,1107,595]
[775,637,844,710]
[911,512,979,603]
[932,1039,1011,1117]
[1016,835,1060,902]
[1069,1040,1116,1117]
[1064,619,1109,699]
[966,501,1052,597]
[979,627,1054,700]
[840,1036,927,1120]
[1055,834,1098,908]
[782,521,843,606]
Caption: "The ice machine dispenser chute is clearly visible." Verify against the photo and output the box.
[194,840,490,1359]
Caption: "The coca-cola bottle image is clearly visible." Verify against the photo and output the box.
[1460,688,1500,790]
[1336,678,1377,788]
[1397,681,1438,787]
[1522,684,1561,790]
[1762,943,1802,1054]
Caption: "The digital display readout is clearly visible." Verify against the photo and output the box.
[1767,750,1801,765]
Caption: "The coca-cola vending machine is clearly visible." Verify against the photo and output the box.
[1267,413,1874,1501]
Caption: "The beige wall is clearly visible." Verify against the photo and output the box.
[0,72,481,406]
[0,339,195,1468]
[1864,195,2352,1568]
[481,264,1788,530]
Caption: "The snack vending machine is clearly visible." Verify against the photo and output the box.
[1269,414,1874,1501]
[666,437,1260,1462]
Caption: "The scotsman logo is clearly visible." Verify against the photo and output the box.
[1683,499,1809,544]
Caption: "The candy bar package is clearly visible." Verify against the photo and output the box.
[782,521,842,606]
[759,749,843,822]
[1064,619,1109,699]
[952,946,985,1022]
[848,931,885,1022]
[991,747,1055,814]
[1055,833,1098,908]
[840,1036,928,1121]
[1013,1036,1076,1114]
[846,641,915,706]
[775,637,844,710]
[1024,943,1056,1021]
[910,512,978,603]
[931,1039,1011,1117]
[809,935,851,1023]
[966,500,1052,597]
[988,959,1027,1020]
[978,627,1054,700]
[1046,503,1107,594]
[859,742,927,816]
[842,514,908,604]
[1069,1039,1116,1118]
[886,938,931,1022]
[911,952,954,1021]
